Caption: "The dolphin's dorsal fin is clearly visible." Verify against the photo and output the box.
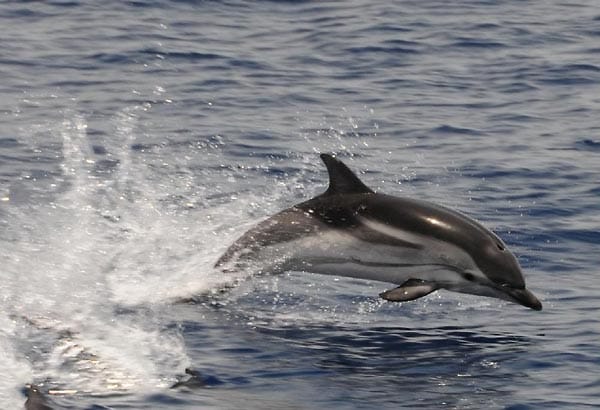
[320,154,374,196]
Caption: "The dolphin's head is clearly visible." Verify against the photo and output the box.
[358,194,543,311]
[448,234,542,310]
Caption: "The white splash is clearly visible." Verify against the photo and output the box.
[0,107,259,407]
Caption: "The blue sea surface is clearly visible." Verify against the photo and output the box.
[1,0,599,408]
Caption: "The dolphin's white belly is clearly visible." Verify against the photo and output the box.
[252,228,478,287]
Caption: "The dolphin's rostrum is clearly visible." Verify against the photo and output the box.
[217,154,542,310]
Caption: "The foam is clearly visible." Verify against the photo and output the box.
[0,107,272,404]
[0,316,33,408]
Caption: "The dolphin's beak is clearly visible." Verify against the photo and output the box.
[503,287,543,311]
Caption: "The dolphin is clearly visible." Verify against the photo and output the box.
[216,154,542,310]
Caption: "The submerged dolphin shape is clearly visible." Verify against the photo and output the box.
[25,385,54,410]
[216,154,542,310]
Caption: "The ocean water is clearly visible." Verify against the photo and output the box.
[1,0,599,408]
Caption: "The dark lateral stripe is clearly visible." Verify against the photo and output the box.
[307,256,462,273]
[351,259,463,272]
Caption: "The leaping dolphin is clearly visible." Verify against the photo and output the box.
[216,154,542,310]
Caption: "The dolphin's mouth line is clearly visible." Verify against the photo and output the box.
[496,284,543,311]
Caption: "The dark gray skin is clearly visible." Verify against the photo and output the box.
[24,385,53,410]
[217,154,542,311]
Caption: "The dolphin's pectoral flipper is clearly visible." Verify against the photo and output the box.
[379,279,439,302]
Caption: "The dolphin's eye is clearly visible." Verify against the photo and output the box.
[463,272,475,281]
[496,243,505,251]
